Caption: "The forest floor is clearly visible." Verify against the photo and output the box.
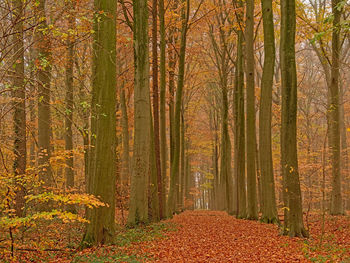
[1,210,350,262]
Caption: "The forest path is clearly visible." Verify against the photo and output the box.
[129,210,308,262]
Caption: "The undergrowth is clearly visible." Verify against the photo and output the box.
[72,222,177,263]
[302,236,350,263]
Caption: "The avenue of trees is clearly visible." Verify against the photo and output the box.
[0,0,350,249]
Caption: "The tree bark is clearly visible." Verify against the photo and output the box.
[280,0,308,237]
[120,85,130,185]
[82,0,117,246]
[65,3,75,196]
[149,110,160,222]
[220,80,233,214]
[167,0,189,217]
[245,0,258,220]
[12,0,26,217]
[151,0,163,219]
[168,1,177,182]
[259,0,279,224]
[339,83,349,210]
[180,112,186,209]
[329,0,343,215]
[128,0,151,225]
[234,19,247,219]
[36,0,53,188]
[159,0,167,218]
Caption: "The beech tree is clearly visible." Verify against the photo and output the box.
[259,0,279,223]
[329,0,343,215]
[128,0,151,224]
[167,0,189,217]
[245,0,258,220]
[36,0,53,188]
[82,0,117,245]
[120,84,130,185]
[159,0,167,218]
[151,0,164,219]
[234,1,246,219]
[280,0,308,237]
[65,0,75,200]
[12,0,26,217]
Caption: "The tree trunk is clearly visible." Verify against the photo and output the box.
[128,0,151,225]
[159,0,167,218]
[210,107,219,211]
[82,0,117,246]
[167,0,189,217]
[220,79,233,214]
[329,0,343,215]
[65,4,75,196]
[180,112,186,210]
[36,0,53,188]
[149,110,160,222]
[80,90,90,191]
[339,84,349,211]
[120,85,130,185]
[75,44,90,190]
[151,0,163,219]
[28,47,37,167]
[234,21,246,219]
[259,0,279,224]
[186,153,193,209]
[245,0,258,220]
[12,0,26,217]
[29,95,36,167]
[280,0,308,237]
[255,137,263,213]
[168,4,177,181]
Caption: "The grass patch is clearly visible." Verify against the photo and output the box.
[72,222,177,263]
[115,222,177,246]
[302,237,350,263]
[72,247,147,263]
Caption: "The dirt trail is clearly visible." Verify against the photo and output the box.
[131,210,308,262]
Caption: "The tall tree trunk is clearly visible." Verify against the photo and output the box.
[120,85,130,185]
[82,0,117,246]
[210,107,219,210]
[329,0,343,215]
[149,110,160,221]
[213,127,219,210]
[12,0,26,217]
[180,112,186,210]
[339,84,349,210]
[29,47,37,167]
[220,79,233,214]
[167,0,189,217]
[245,0,258,220]
[259,0,279,224]
[184,136,191,208]
[234,20,246,219]
[280,0,308,237]
[128,0,151,225]
[65,4,75,195]
[80,87,90,190]
[75,44,90,190]
[168,12,176,179]
[29,96,36,166]
[159,0,167,217]
[255,136,263,213]
[186,152,193,209]
[151,0,163,219]
[36,0,53,188]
